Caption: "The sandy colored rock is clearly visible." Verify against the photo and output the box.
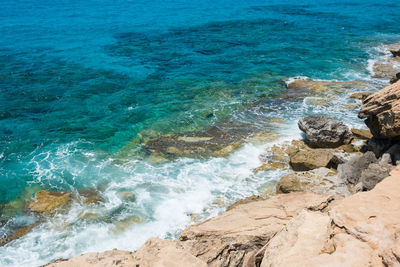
[45,238,207,267]
[359,81,400,139]
[277,167,350,196]
[288,79,371,94]
[27,190,72,215]
[351,128,373,139]
[179,192,335,267]
[330,166,400,266]
[289,149,334,171]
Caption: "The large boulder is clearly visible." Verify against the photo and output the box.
[289,149,334,171]
[276,167,350,196]
[298,116,352,148]
[359,81,400,139]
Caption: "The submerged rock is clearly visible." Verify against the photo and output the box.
[390,49,400,57]
[26,190,72,215]
[359,81,400,139]
[276,167,350,196]
[298,116,352,148]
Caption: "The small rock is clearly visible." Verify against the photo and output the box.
[351,128,373,139]
[337,151,377,185]
[366,138,393,158]
[118,191,136,202]
[27,190,71,215]
[385,143,400,164]
[289,149,334,171]
[253,162,286,173]
[349,92,373,101]
[298,116,352,148]
[341,104,360,110]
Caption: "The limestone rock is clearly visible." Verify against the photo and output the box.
[351,128,373,139]
[359,81,400,139]
[179,192,335,267]
[330,166,400,266]
[289,149,334,171]
[276,167,350,196]
[27,190,71,215]
[337,151,377,185]
[298,116,352,148]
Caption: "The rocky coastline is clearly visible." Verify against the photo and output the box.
[37,43,400,266]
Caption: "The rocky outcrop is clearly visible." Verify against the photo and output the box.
[349,91,373,101]
[351,128,373,139]
[390,49,400,57]
[46,166,400,267]
[276,167,350,196]
[298,116,352,148]
[178,192,335,267]
[390,72,400,84]
[359,81,400,139]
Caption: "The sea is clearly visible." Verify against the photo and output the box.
[0,0,399,266]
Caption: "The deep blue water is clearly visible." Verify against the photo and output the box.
[0,0,400,266]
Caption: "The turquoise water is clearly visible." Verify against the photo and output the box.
[1,0,400,266]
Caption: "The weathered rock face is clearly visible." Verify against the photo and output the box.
[289,149,334,171]
[337,151,377,185]
[359,81,400,139]
[358,154,395,191]
[45,238,207,267]
[178,192,335,267]
[298,116,352,148]
[276,167,350,196]
[329,166,400,266]
[27,190,72,215]
[390,72,400,84]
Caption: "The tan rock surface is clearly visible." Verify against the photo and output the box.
[276,167,350,196]
[27,190,71,215]
[359,81,400,138]
[179,192,335,267]
[289,149,334,171]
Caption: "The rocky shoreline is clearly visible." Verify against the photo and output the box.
[38,44,400,266]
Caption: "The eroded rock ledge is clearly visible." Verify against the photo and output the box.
[45,165,400,267]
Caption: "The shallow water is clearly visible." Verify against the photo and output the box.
[1,0,400,266]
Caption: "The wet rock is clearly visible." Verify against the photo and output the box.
[307,98,331,106]
[117,191,136,202]
[390,49,400,57]
[390,72,400,84]
[0,222,39,247]
[252,162,286,173]
[276,167,350,196]
[337,151,377,185]
[351,128,373,139]
[359,81,400,139]
[358,154,395,191]
[298,116,352,148]
[341,103,359,110]
[287,80,371,95]
[289,149,334,171]
[26,190,72,215]
[349,92,373,101]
